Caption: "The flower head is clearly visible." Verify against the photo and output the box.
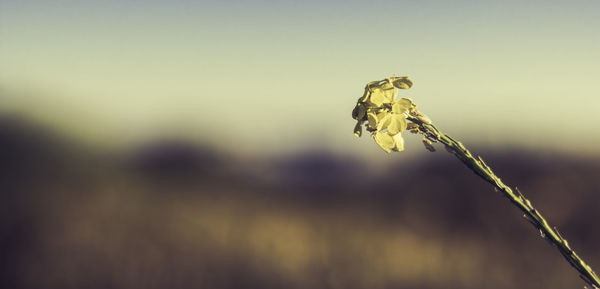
[352,77,415,153]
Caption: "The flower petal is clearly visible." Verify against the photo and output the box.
[387,115,407,135]
[392,98,412,114]
[376,111,391,131]
[374,132,395,153]
[392,133,405,152]
[367,112,378,130]
[381,82,396,102]
[367,88,385,107]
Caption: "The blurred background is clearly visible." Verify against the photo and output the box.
[1,0,600,288]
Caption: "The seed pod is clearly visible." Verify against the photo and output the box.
[423,138,436,152]
[353,121,363,137]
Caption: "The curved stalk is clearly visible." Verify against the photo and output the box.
[410,117,600,289]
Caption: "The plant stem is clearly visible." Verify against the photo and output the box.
[411,118,600,289]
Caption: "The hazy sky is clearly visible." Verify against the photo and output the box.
[1,0,599,157]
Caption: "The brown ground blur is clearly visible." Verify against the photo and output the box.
[1,117,599,289]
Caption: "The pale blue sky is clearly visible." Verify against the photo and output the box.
[1,0,599,158]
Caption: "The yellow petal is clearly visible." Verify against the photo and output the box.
[381,82,396,102]
[392,133,405,152]
[399,116,407,131]
[367,112,378,130]
[367,88,385,107]
[387,115,407,135]
[376,111,391,131]
[374,132,395,153]
[392,77,413,89]
[392,98,412,114]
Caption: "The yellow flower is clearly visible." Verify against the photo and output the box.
[352,77,414,153]
[369,98,412,152]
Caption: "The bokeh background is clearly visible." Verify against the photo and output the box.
[1,0,599,288]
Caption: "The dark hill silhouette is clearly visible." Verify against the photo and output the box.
[127,140,222,179]
[1,116,600,289]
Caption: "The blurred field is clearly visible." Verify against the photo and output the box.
[1,116,600,289]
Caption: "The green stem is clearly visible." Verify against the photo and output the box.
[415,119,599,288]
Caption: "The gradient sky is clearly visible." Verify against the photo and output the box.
[1,0,599,158]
